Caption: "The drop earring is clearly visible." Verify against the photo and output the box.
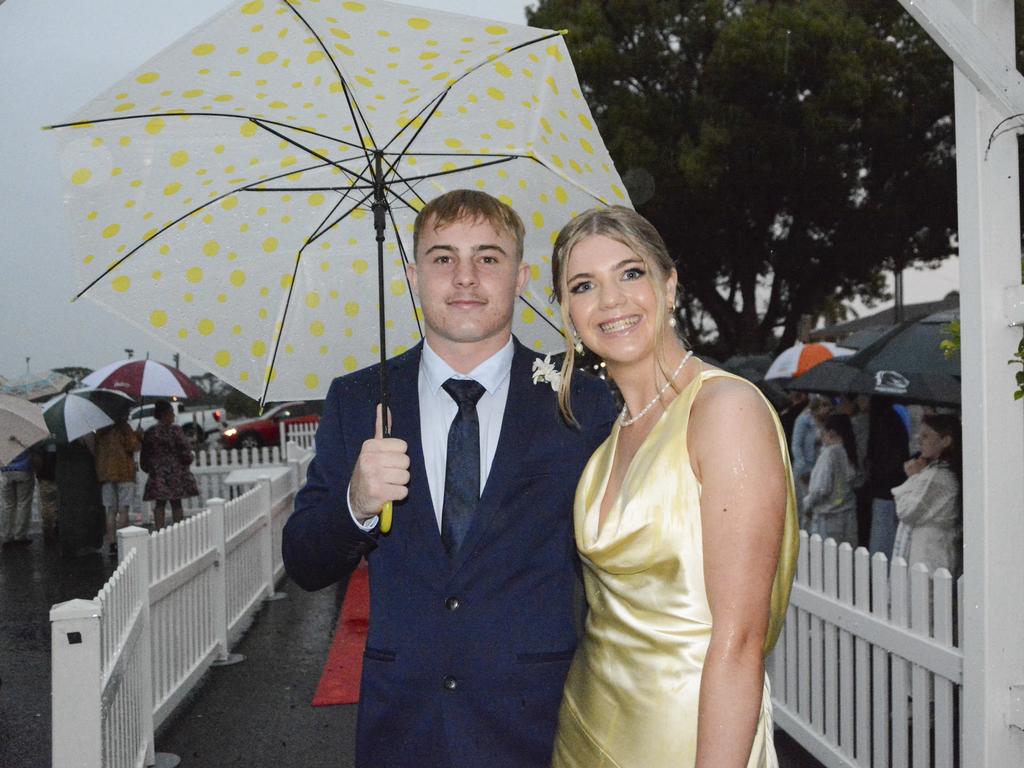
[570,326,584,355]
[668,304,677,328]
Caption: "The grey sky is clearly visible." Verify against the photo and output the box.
[0,0,957,379]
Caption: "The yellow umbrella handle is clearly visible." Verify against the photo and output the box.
[380,501,393,533]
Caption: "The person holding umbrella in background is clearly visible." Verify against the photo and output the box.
[0,450,35,548]
[94,412,142,555]
[43,387,137,557]
[140,400,198,530]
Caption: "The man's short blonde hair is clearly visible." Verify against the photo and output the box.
[412,189,526,261]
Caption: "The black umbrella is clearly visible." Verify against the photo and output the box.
[787,311,961,406]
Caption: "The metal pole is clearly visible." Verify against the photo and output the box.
[372,151,390,439]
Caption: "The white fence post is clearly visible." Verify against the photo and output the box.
[206,496,244,667]
[117,525,156,767]
[278,420,286,450]
[51,598,103,768]
[257,477,282,601]
[208,497,228,658]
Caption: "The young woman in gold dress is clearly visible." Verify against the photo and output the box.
[549,207,798,768]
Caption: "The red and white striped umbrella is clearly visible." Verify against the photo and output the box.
[82,359,202,399]
[764,342,855,380]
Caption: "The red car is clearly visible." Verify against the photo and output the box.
[220,401,322,449]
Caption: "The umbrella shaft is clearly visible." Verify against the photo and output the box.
[372,152,390,438]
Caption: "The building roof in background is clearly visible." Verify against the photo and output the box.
[811,291,959,342]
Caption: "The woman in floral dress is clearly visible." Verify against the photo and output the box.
[140,400,198,529]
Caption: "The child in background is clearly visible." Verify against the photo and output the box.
[803,413,859,545]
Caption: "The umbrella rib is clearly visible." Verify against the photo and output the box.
[385,205,424,341]
[258,185,376,406]
[518,294,564,336]
[308,181,372,243]
[73,158,341,301]
[47,112,366,151]
[247,155,521,194]
[388,155,520,186]
[282,0,378,166]
[305,189,376,247]
[380,89,448,156]
[307,189,359,245]
[249,119,374,186]
[259,237,316,409]
[379,29,566,157]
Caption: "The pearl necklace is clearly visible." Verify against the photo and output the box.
[619,350,694,427]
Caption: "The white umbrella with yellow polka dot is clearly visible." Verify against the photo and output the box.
[49,0,630,407]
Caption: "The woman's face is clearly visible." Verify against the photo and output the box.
[917,424,951,461]
[564,234,676,368]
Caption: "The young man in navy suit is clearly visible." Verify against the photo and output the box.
[282,190,616,768]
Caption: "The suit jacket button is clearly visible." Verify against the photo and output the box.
[443,675,457,691]
[445,597,460,611]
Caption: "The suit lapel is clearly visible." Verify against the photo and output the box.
[386,346,449,574]
[450,340,547,573]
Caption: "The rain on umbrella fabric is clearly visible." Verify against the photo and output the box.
[42,388,137,443]
[0,394,49,465]
[764,342,854,381]
[51,0,630,404]
[82,358,203,399]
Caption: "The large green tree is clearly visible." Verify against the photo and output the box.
[526,0,963,355]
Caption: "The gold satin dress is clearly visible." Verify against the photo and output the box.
[551,369,799,768]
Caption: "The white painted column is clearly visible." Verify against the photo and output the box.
[952,0,1024,763]
[50,598,102,768]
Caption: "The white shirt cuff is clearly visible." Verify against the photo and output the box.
[347,483,379,531]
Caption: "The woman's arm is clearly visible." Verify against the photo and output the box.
[689,379,788,768]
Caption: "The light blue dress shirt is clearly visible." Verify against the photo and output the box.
[351,337,514,531]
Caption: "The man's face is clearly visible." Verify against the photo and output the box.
[407,215,529,363]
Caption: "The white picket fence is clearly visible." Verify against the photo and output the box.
[279,420,318,451]
[50,444,314,768]
[769,531,963,768]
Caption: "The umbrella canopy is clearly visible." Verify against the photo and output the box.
[0,370,73,401]
[42,388,137,443]
[787,311,961,406]
[82,358,203,400]
[51,0,629,405]
[0,394,49,465]
[764,342,854,381]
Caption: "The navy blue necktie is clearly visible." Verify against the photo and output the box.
[441,378,486,557]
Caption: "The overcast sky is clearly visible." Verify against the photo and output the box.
[0,0,958,379]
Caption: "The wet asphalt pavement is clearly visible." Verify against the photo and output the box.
[1,535,820,768]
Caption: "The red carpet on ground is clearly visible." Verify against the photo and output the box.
[312,564,369,707]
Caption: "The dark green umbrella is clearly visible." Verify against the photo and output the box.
[42,388,136,443]
[787,311,960,406]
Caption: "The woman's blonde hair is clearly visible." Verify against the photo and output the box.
[550,206,682,425]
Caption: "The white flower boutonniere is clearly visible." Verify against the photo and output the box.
[531,355,562,392]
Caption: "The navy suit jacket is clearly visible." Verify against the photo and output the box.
[282,339,616,768]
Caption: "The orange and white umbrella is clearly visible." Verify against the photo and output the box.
[764,341,854,380]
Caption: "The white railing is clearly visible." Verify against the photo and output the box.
[769,532,963,768]
[146,515,220,728]
[279,420,318,451]
[50,445,314,768]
